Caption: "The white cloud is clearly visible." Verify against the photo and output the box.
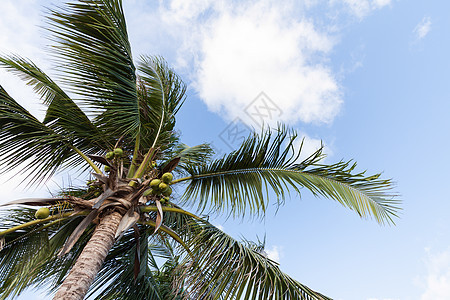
[0,0,58,202]
[372,0,392,9]
[292,132,333,163]
[0,0,51,119]
[128,0,396,128]
[413,17,432,41]
[160,0,342,126]
[333,0,391,19]
[265,245,282,263]
[420,247,450,300]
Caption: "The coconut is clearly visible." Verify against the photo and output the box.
[35,207,50,219]
[159,182,169,191]
[114,148,123,157]
[150,179,161,188]
[162,187,172,197]
[161,172,173,183]
[105,151,114,159]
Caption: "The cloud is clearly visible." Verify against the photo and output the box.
[294,133,325,161]
[413,16,432,41]
[265,245,282,263]
[420,247,450,300]
[291,132,333,164]
[372,0,392,9]
[127,0,396,129]
[0,0,52,120]
[159,0,342,126]
[333,0,392,19]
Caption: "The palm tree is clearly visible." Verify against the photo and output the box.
[0,0,400,299]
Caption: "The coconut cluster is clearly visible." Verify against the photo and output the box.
[143,172,174,204]
[104,148,124,172]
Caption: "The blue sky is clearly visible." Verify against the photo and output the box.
[1,0,450,299]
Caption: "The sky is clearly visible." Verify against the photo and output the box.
[1,0,450,299]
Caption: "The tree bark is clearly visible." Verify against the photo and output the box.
[53,211,123,300]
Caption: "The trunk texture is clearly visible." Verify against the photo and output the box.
[53,211,123,300]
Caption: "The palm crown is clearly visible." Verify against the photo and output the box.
[0,1,400,299]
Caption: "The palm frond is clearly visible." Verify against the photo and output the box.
[0,86,97,185]
[167,143,214,174]
[177,127,399,224]
[0,54,109,152]
[47,0,139,139]
[0,207,88,299]
[87,227,188,300]
[175,220,330,300]
[137,56,186,153]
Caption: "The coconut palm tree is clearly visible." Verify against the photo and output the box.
[0,0,400,299]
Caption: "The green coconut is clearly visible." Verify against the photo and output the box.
[105,151,114,159]
[150,179,161,188]
[35,207,50,219]
[159,182,169,191]
[161,172,173,183]
[162,187,172,197]
[114,148,123,157]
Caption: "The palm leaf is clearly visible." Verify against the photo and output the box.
[174,220,330,300]
[137,56,186,152]
[177,127,400,224]
[0,54,109,152]
[0,207,88,299]
[0,86,97,185]
[47,0,139,139]
[167,143,214,174]
[87,227,181,300]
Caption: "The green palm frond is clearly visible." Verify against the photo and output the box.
[175,220,329,300]
[137,56,186,152]
[88,226,188,300]
[164,143,214,174]
[0,86,99,184]
[177,127,399,224]
[88,230,162,300]
[0,207,89,299]
[47,0,139,139]
[0,54,109,152]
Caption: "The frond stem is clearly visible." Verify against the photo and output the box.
[171,167,396,211]
[150,64,166,149]
[0,211,86,237]
[127,134,140,178]
[143,220,193,259]
[71,146,102,174]
[139,205,201,220]
[132,147,155,179]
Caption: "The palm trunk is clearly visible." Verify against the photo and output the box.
[53,211,123,300]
